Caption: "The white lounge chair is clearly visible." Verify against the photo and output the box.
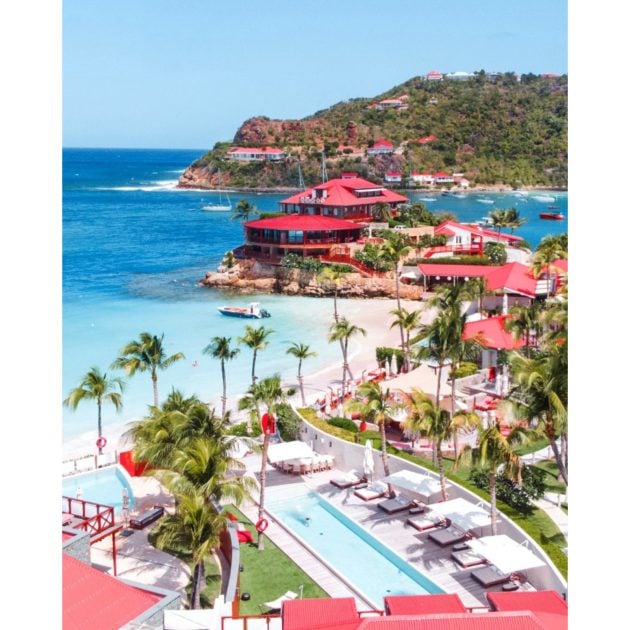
[330,470,366,489]
[354,480,388,501]
[261,590,298,612]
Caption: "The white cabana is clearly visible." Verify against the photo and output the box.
[467,534,546,575]
[266,440,314,464]
[164,608,219,629]
[382,469,444,502]
[427,497,492,533]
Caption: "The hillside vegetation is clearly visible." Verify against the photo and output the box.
[180,72,567,190]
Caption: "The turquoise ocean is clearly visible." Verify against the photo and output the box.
[62,148,567,441]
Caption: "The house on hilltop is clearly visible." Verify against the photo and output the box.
[227,146,287,161]
[367,140,395,155]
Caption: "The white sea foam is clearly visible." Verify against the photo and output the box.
[91,179,188,192]
[533,195,556,203]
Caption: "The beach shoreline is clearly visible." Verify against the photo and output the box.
[62,296,430,460]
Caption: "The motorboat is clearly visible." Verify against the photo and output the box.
[217,302,271,318]
[539,212,565,220]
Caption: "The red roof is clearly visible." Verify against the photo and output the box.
[63,554,163,630]
[372,140,394,148]
[485,262,539,297]
[551,259,567,273]
[354,612,559,629]
[435,221,523,243]
[385,594,466,616]
[282,598,358,630]
[412,172,433,177]
[427,70,442,76]
[417,263,496,279]
[463,315,525,350]
[386,171,402,177]
[487,591,568,616]
[280,177,408,207]
[433,171,451,178]
[417,135,437,144]
[245,214,366,231]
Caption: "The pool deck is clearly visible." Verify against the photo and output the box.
[245,459,533,611]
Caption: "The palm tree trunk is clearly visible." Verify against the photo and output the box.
[489,470,498,535]
[251,351,257,386]
[298,358,306,406]
[433,364,443,465]
[379,419,391,491]
[191,560,204,609]
[394,268,407,369]
[221,360,227,420]
[333,288,339,322]
[152,371,159,408]
[257,432,271,550]
[545,418,568,485]
[451,376,459,457]
[97,402,103,455]
[436,445,448,500]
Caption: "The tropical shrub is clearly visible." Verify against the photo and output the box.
[328,417,359,433]
[276,403,302,441]
[450,361,479,379]
[484,242,508,265]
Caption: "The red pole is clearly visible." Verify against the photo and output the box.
[112,532,117,576]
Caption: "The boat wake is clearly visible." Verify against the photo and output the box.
[91,179,183,192]
[533,195,556,203]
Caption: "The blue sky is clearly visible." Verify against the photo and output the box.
[63,0,568,149]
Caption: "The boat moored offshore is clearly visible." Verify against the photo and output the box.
[217,302,271,319]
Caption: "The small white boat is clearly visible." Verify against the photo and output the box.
[477,198,494,204]
[217,302,271,319]
[417,197,436,202]
[202,169,232,212]
[533,195,556,203]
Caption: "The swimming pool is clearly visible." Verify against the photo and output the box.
[265,486,443,606]
[62,466,136,514]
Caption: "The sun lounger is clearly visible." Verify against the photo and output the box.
[330,470,366,489]
[129,505,165,530]
[428,526,468,547]
[406,512,446,532]
[471,565,510,587]
[451,550,487,568]
[377,494,415,514]
[260,590,298,612]
[354,481,388,501]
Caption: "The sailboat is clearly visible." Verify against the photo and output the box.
[202,170,232,212]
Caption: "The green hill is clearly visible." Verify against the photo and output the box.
[179,71,567,190]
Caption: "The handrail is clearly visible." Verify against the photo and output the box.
[318,254,385,277]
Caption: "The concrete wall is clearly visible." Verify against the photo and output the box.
[121,580,181,629]
[62,528,91,564]
[296,408,567,597]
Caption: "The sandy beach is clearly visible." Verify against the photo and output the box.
[62,296,438,460]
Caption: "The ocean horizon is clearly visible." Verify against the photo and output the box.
[62,148,568,442]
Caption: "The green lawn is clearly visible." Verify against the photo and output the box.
[226,507,328,616]
[531,459,567,494]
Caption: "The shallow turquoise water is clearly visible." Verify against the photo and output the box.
[62,467,136,513]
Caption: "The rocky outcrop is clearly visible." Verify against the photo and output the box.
[179,164,221,189]
[198,259,423,300]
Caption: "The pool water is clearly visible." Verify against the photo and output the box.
[265,486,443,606]
[62,466,135,514]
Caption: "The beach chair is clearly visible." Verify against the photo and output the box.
[260,590,298,613]
[428,525,468,547]
[405,512,446,532]
[470,565,511,587]
[451,549,487,568]
[330,470,366,489]
[129,505,165,530]
[377,494,415,514]
[354,480,388,501]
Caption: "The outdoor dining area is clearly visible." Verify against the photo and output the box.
[267,440,335,476]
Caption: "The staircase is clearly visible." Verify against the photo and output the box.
[319,254,385,277]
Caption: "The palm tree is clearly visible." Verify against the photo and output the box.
[509,348,568,485]
[231,199,259,222]
[346,382,399,485]
[286,342,317,406]
[153,490,227,609]
[403,389,480,500]
[488,208,509,239]
[317,266,348,323]
[372,202,392,223]
[112,332,185,408]
[456,421,529,534]
[503,207,526,234]
[380,233,411,358]
[64,367,125,454]
[328,317,366,407]
[238,325,274,386]
[505,303,543,356]
[203,336,240,420]
[239,375,294,550]
[389,307,423,372]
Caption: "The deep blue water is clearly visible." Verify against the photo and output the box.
[62,149,568,440]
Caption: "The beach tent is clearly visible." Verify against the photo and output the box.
[382,469,444,502]
[467,534,546,575]
[266,440,314,464]
[426,497,492,534]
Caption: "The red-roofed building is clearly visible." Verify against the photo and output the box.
[385,171,402,183]
[485,262,557,298]
[384,594,467,616]
[279,177,407,221]
[487,591,568,616]
[375,98,405,110]
[282,597,359,630]
[427,221,523,259]
[454,176,470,188]
[463,315,526,350]
[416,134,437,144]
[426,70,443,81]
[63,553,179,630]
[238,214,367,264]
[228,147,287,161]
[354,612,564,629]
[367,140,395,155]
[409,172,434,184]
[342,171,359,178]
[433,172,454,184]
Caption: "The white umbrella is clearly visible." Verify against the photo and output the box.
[427,497,492,534]
[267,440,314,463]
[363,439,375,482]
[467,534,546,575]
[382,469,444,503]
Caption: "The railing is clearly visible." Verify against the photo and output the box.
[422,244,483,257]
[318,254,385,277]
[63,451,119,476]
[221,614,281,629]
[62,496,116,539]
[246,235,342,246]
